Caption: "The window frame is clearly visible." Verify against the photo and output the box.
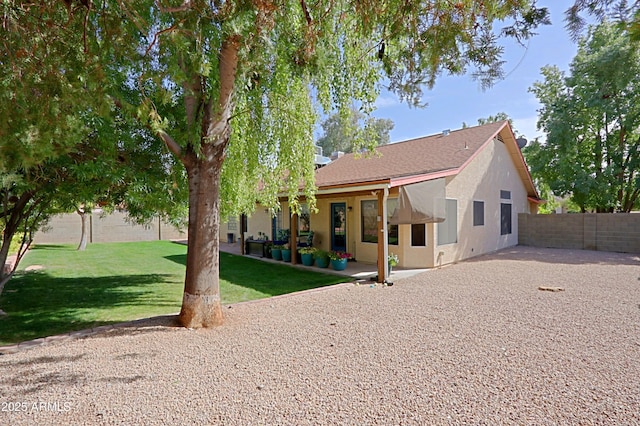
[500,202,512,235]
[437,198,458,245]
[360,198,399,244]
[411,223,426,247]
[473,200,485,226]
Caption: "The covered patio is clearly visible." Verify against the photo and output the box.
[218,241,429,282]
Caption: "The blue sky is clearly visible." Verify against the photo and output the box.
[372,0,579,144]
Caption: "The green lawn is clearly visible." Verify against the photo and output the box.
[0,241,349,345]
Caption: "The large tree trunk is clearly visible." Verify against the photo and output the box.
[159,35,240,328]
[178,143,226,328]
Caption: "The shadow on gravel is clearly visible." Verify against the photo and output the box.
[466,246,640,266]
[0,370,86,395]
[7,354,85,367]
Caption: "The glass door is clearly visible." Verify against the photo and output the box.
[331,203,347,252]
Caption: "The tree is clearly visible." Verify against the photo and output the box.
[5,1,549,328]
[0,114,186,296]
[1,2,105,292]
[317,110,394,155]
[566,0,640,40]
[526,22,640,212]
[463,112,514,130]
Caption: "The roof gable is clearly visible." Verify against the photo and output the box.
[314,120,539,199]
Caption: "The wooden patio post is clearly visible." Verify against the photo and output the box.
[377,188,389,282]
[291,212,298,265]
[240,214,246,255]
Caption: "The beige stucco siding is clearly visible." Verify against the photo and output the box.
[434,137,530,265]
[397,223,437,268]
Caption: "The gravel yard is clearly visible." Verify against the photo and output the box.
[1,246,639,425]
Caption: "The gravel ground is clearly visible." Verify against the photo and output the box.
[1,246,639,425]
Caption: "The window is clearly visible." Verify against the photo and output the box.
[473,201,484,226]
[361,199,398,244]
[361,200,378,243]
[501,203,512,235]
[500,190,511,200]
[298,203,311,236]
[387,198,398,246]
[411,223,426,246]
[438,199,458,245]
[227,216,238,231]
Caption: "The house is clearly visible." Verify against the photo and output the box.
[221,120,542,281]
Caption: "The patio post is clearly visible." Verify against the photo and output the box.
[240,214,246,255]
[291,211,298,265]
[377,187,389,282]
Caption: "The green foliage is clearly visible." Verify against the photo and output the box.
[527,22,640,212]
[317,109,395,155]
[566,1,640,41]
[298,246,317,255]
[0,2,109,171]
[463,112,519,135]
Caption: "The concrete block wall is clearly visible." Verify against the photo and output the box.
[35,211,186,244]
[518,213,640,254]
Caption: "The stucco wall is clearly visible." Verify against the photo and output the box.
[435,137,532,266]
[35,211,186,244]
[519,213,640,253]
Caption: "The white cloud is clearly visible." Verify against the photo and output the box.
[512,115,545,143]
[375,95,400,109]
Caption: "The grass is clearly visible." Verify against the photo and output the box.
[0,241,350,345]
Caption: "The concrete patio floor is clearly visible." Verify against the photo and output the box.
[217,241,430,282]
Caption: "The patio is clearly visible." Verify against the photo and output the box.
[217,241,430,282]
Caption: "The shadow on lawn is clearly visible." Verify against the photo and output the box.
[165,252,349,297]
[0,272,180,345]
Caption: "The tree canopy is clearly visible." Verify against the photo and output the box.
[566,0,640,40]
[317,110,394,155]
[525,22,640,213]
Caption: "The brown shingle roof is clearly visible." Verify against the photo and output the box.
[315,121,506,188]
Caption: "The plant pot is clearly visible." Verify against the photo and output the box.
[315,256,329,268]
[281,249,292,262]
[388,263,394,274]
[331,258,348,271]
[301,253,315,266]
[271,248,282,261]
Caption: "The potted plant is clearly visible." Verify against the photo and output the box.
[273,229,290,246]
[271,244,284,261]
[281,243,292,262]
[313,249,330,268]
[388,252,399,274]
[299,246,317,266]
[329,251,352,271]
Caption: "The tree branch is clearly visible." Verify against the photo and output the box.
[300,0,312,25]
[145,23,181,58]
[155,0,193,13]
[203,34,241,146]
[158,130,183,158]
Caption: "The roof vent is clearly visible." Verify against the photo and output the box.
[442,129,450,136]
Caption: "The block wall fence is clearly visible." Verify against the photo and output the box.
[518,213,640,254]
[34,211,186,244]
